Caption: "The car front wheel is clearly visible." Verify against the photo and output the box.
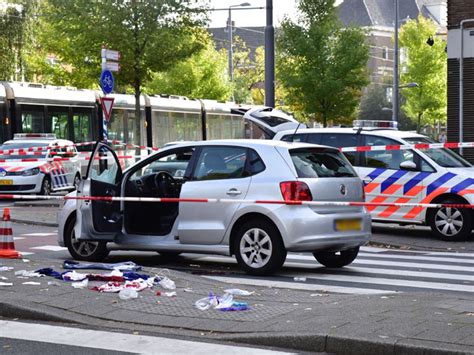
[234,219,287,276]
[40,176,51,196]
[313,247,359,268]
[64,215,109,261]
[428,200,472,241]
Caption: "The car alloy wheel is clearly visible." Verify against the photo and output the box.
[41,177,51,196]
[240,228,273,269]
[428,199,472,241]
[64,215,109,261]
[234,219,286,276]
[434,207,463,237]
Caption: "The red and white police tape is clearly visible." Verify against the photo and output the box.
[339,141,474,152]
[0,193,473,209]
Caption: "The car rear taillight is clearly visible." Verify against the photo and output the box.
[280,181,313,202]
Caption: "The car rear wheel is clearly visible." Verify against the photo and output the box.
[64,215,109,261]
[313,247,359,268]
[40,176,51,196]
[234,219,287,276]
[428,200,472,241]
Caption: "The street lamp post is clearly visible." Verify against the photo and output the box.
[392,0,399,123]
[227,3,251,83]
[264,0,275,108]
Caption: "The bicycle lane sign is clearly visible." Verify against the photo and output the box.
[100,69,114,95]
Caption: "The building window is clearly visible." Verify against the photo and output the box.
[382,46,389,60]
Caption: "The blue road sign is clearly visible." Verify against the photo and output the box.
[100,70,114,95]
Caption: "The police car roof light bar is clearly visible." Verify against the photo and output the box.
[13,133,57,140]
[352,120,398,130]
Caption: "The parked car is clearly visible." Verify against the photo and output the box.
[0,133,81,195]
[274,120,474,241]
[58,139,371,275]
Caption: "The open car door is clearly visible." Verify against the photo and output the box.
[231,106,305,139]
[76,143,122,241]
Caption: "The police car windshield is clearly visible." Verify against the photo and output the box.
[404,137,472,168]
[0,142,48,159]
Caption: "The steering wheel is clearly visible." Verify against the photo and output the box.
[154,171,178,198]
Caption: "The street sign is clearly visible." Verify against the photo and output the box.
[100,70,114,94]
[100,97,114,122]
[101,48,120,61]
[101,61,120,72]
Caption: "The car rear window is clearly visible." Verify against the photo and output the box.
[289,148,357,178]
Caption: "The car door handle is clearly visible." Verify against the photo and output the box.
[226,188,242,196]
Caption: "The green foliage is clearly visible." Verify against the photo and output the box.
[399,16,447,132]
[0,1,39,81]
[145,40,231,101]
[277,0,369,126]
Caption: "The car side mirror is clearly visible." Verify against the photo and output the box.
[400,160,417,171]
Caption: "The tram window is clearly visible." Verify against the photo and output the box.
[152,110,170,148]
[127,110,144,145]
[108,109,125,142]
[50,111,69,139]
[72,112,92,147]
[207,114,223,140]
[231,115,245,139]
[21,106,44,133]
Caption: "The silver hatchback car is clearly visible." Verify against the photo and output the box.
[58,140,371,275]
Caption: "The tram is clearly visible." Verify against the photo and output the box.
[0,82,268,149]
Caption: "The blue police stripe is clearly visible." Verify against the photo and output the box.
[381,170,409,193]
[403,172,432,194]
[426,172,457,195]
[451,178,474,194]
[367,168,386,181]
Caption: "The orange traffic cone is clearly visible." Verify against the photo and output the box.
[0,208,21,259]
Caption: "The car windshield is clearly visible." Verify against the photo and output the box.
[404,137,472,168]
[290,148,357,178]
[0,142,48,159]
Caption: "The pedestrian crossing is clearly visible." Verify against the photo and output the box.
[189,246,474,296]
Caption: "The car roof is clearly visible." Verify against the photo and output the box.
[2,139,74,146]
[275,127,428,141]
[163,139,338,151]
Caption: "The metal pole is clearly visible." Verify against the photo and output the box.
[458,20,474,154]
[264,0,275,108]
[228,8,233,82]
[392,0,399,123]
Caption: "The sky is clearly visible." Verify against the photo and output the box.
[206,0,298,28]
[205,0,344,28]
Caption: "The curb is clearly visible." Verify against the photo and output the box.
[11,218,58,227]
[2,299,470,355]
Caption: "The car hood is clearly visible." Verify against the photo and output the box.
[448,167,474,177]
[0,161,45,172]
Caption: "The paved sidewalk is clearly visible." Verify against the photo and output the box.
[0,257,473,354]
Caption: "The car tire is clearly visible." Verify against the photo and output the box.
[73,174,81,190]
[427,199,472,241]
[40,176,51,196]
[234,219,287,276]
[64,214,109,261]
[313,247,359,268]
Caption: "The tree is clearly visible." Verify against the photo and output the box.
[399,16,447,133]
[41,0,207,143]
[145,40,231,101]
[277,0,369,126]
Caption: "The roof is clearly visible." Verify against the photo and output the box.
[274,127,427,141]
[337,0,431,27]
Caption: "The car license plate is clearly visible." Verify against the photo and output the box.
[335,219,362,231]
[0,179,13,185]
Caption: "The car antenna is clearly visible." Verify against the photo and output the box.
[290,122,302,142]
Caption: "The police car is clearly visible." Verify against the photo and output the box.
[274,121,474,241]
[0,134,81,195]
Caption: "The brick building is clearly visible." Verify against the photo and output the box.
[447,0,474,161]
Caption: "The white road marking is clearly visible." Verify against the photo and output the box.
[0,320,293,355]
[203,276,397,295]
[20,233,57,237]
[13,237,25,240]
[30,245,67,251]
[18,252,34,256]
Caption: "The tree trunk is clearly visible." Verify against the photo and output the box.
[417,112,422,133]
